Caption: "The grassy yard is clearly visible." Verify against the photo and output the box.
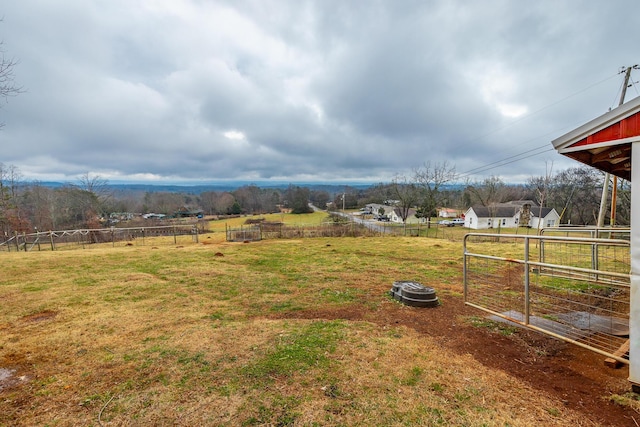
[0,234,620,425]
[207,211,330,233]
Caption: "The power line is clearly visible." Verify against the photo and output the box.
[460,144,549,175]
[457,146,555,180]
[470,72,620,145]
[457,116,598,179]
[455,71,623,180]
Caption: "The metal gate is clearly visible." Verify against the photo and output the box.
[463,232,630,364]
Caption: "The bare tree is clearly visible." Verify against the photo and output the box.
[0,163,28,235]
[413,161,456,226]
[390,174,420,223]
[22,182,55,231]
[526,161,553,232]
[0,29,23,128]
[551,166,603,225]
[78,173,111,204]
[143,192,185,215]
[76,173,112,225]
[615,178,631,226]
[464,176,508,207]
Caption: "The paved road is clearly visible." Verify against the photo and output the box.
[310,204,391,233]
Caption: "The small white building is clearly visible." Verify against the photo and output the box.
[464,202,559,230]
[389,208,425,224]
[365,203,395,220]
[438,208,461,218]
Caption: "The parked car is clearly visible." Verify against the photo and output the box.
[438,220,454,227]
[451,218,465,226]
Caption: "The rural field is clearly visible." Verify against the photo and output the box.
[1,215,638,426]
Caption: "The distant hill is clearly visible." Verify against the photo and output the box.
[32,181,376,194]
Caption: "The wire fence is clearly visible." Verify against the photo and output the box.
[0,223,209,252]
[464,233,630,364]
[224,219,555,242]
[225,221,380,241]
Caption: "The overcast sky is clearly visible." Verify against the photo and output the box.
[1,1,639,185]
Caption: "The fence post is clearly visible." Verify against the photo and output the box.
[23,232,27,252]
[524,236,530,325]
[463,235,468,303]
[14,231,19,251]
[173,226,177,244]
[50,231,55,251]
[592,242,599,282]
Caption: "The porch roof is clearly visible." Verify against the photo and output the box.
[552,95,640,181]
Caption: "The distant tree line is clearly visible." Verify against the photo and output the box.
[0,162,629,238]
[326,162,628,228]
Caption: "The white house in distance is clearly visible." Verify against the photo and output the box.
[389,208,425,224]
[364,203,394,219]
[364,203,427,224]
[464,201,560,230]
[438,207,461,218]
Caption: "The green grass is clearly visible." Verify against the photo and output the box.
[208,211,329,232]
[241,320,345,384]
[465,316,519,336]
[0,236,606,426]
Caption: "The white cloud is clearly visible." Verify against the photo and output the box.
[1,0,637,183]
[223,130,246,140]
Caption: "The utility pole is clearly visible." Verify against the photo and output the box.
[597,65,637,228]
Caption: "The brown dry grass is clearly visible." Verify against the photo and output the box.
[0,236,630,426]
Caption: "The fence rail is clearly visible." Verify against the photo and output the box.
[540,226,631,241]
[464,233,631,364]
[0,223,207,252]
[225,221,380,241]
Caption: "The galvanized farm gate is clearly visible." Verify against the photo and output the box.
[464,232,630,364]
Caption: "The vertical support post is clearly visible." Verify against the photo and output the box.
[173,226,177,244]
[462,235,468,303]
[50,231,55,251]
[524,236,530,325]
[14,231,19,251]
[592,242,600,282]
[629,141,640,390]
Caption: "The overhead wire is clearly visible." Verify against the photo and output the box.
[457,146,555,181]
[470,72,620,145]
[455,71,622,180]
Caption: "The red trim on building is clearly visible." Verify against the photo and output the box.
[569,111,640,148]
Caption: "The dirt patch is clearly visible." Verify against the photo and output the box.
[20,310,57,323]
[270,294,637,427]
[0,368,29,392]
